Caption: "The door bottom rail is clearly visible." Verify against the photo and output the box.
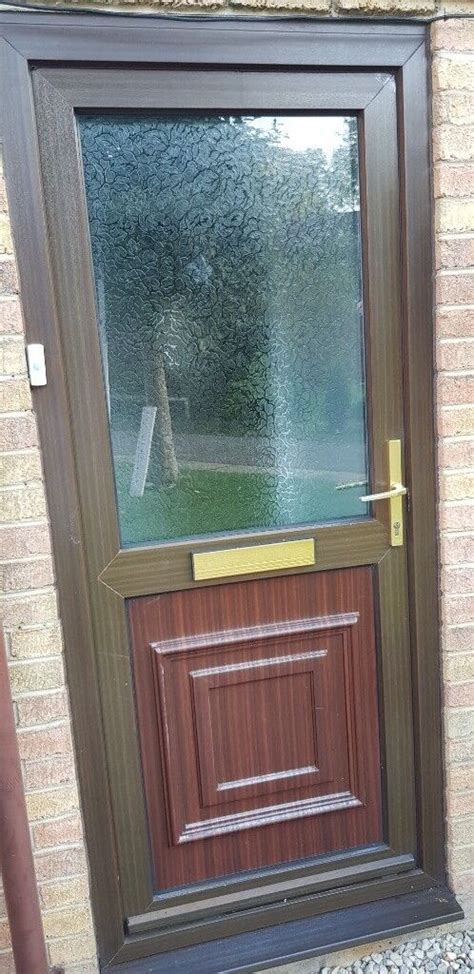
[110,885,463,974]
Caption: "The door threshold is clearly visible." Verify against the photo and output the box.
[106,886,463,974]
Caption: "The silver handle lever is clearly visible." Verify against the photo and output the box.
[360,482,407,503]
[361,441,406,547]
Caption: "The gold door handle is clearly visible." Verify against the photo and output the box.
[359,440,406,547]
[359,482,407,503]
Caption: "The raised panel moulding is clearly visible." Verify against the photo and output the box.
[150,611,360,656]
[180,792,363,843]
[152,613,362,845]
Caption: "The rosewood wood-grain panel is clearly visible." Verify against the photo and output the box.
[129,567,382,890]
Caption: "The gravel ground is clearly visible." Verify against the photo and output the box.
[321,930,473,973]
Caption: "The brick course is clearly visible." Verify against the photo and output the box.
[0,8,473,973]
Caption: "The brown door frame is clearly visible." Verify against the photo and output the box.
[0,13,461,972]
[29,58,417,947]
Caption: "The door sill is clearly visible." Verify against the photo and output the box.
[106,886,463,973]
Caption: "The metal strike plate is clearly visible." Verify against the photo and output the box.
[192,538,315,582]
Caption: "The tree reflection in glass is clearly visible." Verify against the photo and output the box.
[80,113,369,545]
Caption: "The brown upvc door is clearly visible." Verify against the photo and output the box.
[84,77,401,893]
[2,17,458,971]
[35,59,414,929]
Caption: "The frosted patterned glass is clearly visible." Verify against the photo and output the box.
[79,114,369,546]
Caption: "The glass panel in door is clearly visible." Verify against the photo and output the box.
[80,113,368,546]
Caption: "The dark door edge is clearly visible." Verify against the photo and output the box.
[105,886,463,974]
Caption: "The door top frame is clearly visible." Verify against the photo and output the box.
[0,14,453,972]
[0,11,425,67]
